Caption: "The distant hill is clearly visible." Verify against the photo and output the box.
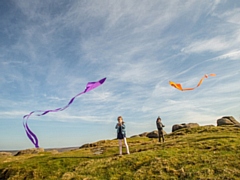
[0,147,80,156]
[0,125,240,179]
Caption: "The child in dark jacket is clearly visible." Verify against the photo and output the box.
[156,116,165,142]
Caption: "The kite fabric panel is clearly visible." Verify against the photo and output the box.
[169,74,216,91]
[23,77,107,148]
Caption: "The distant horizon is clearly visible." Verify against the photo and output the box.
[1,115,239,151]
[0,146,79,152]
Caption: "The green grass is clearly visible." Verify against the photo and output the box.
[1,126,240,179]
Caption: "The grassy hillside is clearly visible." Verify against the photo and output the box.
[0,126,240,180]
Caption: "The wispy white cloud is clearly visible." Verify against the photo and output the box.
[213,7,240,25]
[181,37,230,54]
[210,50,240,61]
[0,111,29,119]
[184,111,220,125]
[38,111,115,124]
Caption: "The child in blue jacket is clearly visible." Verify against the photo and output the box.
[115,116,130,155]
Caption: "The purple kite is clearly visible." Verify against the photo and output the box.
[23,77,107,148]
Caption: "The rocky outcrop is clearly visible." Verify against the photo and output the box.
[15,148,44,156]
[0,152,12,156]
[147,130,167,138]
[139,132,148,137]
[80,143,97,148]
[131,130,167,138]
[217,116,239,126]
[172,123,200,132]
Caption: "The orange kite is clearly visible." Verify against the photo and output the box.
[169,74,216,91]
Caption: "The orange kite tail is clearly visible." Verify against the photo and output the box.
[169,73,216,91]
[169,81,183,91]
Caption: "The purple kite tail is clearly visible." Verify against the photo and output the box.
[23,111,39,148]
[23,77,106,148]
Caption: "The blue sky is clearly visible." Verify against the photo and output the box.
[0,0,240,150]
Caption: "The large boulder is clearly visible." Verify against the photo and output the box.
[139,132,148,137]
[131,130,167,138]
[217,116,239,126]
[15,148,44,156]
[172,123,199,132]
[172,124,185,132]
[79,143,97,149]
[146,130,167,138]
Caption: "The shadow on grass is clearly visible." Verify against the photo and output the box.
[195,136,235,142]
[49,154,120,160]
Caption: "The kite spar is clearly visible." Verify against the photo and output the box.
[23,77,107,148]
[169,74,216,91]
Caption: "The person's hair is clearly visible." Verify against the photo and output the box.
[117,116,123,120]
[156,116,161,121]
[117,116,124,124]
